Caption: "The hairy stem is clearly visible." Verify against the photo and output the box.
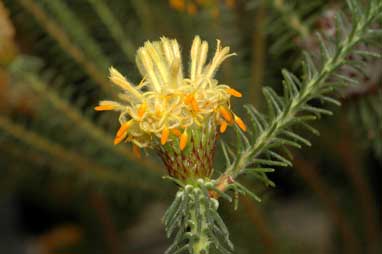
[190,190,211,254]
[164,180,232,254]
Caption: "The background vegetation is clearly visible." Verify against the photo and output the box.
[0,0,380,253]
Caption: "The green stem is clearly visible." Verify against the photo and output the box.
[163,180,232,254]
[190,189,210,254]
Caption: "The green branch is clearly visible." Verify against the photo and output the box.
[218,0,382,191]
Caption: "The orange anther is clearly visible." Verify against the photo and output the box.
[219,106,233,123]
[220,121,228,133]
[179,130,188,151]
[187,3,197,15]
[155,106,162,117]
[184,94,199,112]
[171,128,182,137]
[234,115,247,132]
[132,144,141,159]
[169,0,185,10]
[94,105,115,111]
[161,127,169,145]
[114,122,130,145]
[137,103,147,118]
[191,98,199,112]
[184,94,193,104]
[226,87,242,97]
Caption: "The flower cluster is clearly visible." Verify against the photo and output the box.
[0,1,18,65]
[96,36,246,155]
[168,0,236,17]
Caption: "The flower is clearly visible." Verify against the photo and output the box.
[168,0,236,17]
[96,36,246,180]
[0,1,18,64]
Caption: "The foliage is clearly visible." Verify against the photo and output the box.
[0,0,381,253]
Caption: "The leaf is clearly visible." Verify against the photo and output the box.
[282,130,312,147]
[263,87,283,116]
[244,104,266,133]
[233,182,262,202]
[253,158,289,167]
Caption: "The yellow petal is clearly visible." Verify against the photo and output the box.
[179,130,188,151]
[109,67,142,100]
[220,121,228,133]
[94,105,115,111]
[161,127,169,145]
[226,87,242,97]
[234,115,247,132]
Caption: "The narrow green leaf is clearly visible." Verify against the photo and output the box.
[253,158,288,167]
[220,141,232,166]
[319,96,342,106]
[268,150,293,166]
[302,105,333,116]
[282,130,312,146]
[234,182,262,202]
[243,167,275,173]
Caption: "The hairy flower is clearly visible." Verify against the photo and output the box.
[168,0,236,16]
[96,36,245,180]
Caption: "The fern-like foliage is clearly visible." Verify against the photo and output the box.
[347,88,382,160]
[262,0,322,54]
[214,0,382,199]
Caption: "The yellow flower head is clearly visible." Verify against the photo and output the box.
[96,36,245,151]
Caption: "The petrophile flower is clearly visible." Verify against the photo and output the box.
[96,36,245,180]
